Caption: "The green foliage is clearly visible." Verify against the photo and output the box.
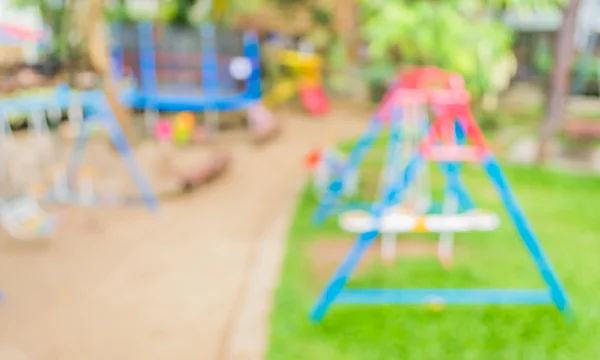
[275,0,306,5]
[533,37,554,76]
[311,6,332,27]
[227,0,265,15]
[360,0,555,100]
[532,38,599,94]
[169,0,196,25]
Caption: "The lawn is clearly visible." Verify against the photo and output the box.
[267,136,600,359]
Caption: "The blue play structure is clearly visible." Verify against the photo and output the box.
[309,68,573,322]
[111,22,262,112]
[0,84,159,211]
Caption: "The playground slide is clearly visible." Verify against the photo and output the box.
[299,84,329,116]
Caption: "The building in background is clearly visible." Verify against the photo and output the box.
[0,0,49,67]
[503,1,600,95]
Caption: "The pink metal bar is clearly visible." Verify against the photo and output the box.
[423,145,483,162]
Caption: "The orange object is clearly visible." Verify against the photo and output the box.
[174,112,196,130]
[305,148,323,168]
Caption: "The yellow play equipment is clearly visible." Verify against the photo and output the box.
[264,49,329,116]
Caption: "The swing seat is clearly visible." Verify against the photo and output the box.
[339,208,499,234]
[0,197,57,240]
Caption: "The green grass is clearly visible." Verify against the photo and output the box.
[267,142,600,359]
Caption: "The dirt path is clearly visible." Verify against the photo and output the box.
[0,105,368,360]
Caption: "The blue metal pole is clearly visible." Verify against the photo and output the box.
[481,154,573,318]
[312,117,385,225]
[386,154,427,206]
[310,153,426,321]
[91,93,160,212]
[439,162,475,211]
[138,22,158,100]
[65,110,92,188]
[379,106,403,200]
[436,118,475,211]
[310,230,380,321]
[109,23,124,82]
[335,288,554,305]
[201,23,219,95]
[243,31,262,100]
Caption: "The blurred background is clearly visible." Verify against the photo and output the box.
[0,0,599,359]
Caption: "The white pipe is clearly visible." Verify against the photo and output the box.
[205,111,219,138]
[29,111,47,137]
[52,168,68,202]
[381,232,397,263]
[313,158,329,196]
[438,192,458,266]
[144,107,159,133]
[47,104,62,125]
[79,175,95,207]
[68,95,83,128]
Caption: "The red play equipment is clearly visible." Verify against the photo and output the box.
[379,66,487,163]
[376,67,470,125]
[299,84,329,116]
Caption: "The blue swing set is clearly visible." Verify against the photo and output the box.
[309,67,573,322]
[0,84,160,211]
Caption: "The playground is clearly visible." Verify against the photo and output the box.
[1,70,600,359]
[1,0,600,359]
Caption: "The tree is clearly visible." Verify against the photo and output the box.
[171,0,197,25]
[81,0,136,143]
[360,0,518,103]
[536,0,581,163]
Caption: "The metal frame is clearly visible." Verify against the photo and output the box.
[309,76,573,322]
[0,84,159,212]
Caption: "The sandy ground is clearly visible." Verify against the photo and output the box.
[0,104,368,360]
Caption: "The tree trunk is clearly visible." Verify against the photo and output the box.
[80,0,135,145]
[333,0,359,64]
[536,0,581,163]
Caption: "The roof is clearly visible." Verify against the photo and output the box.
[502,0,600,33]
[502,11,562,32]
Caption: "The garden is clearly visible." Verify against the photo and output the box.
[262,0,600,358]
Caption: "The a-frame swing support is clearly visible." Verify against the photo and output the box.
[0,84,160,211]
[63,87,160,211]
[309,83,573,322]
